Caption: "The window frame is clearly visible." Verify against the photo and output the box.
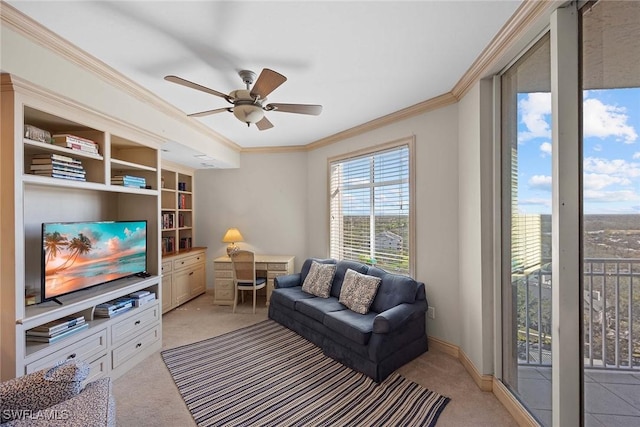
[327,136,416,277]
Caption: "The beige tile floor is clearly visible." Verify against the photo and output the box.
[518,365,640,427]
[113,293,517,426]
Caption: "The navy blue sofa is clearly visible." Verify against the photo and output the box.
[268,258,429,382]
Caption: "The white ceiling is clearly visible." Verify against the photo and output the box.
[6,1,522,154]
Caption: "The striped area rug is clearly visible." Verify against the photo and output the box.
[161,320,450,427]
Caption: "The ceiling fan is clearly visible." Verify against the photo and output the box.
[164,68,322,130]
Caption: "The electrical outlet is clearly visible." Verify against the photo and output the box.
[427,306,435,319]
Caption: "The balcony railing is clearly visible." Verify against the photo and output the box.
[516,258,640,370]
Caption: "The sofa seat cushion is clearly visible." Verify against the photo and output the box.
[323,309,377,345]
[295,297,346,323]
[270,287,315,310]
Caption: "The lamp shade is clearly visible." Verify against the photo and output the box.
[222,228,244,243]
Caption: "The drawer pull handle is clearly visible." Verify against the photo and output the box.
[135,320,141,325]
[67,353,76,360]
[136,343,142,348]
[189,272,194,276]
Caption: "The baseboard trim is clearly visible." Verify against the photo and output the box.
[492,378,540,427]
[428,336,538,426]
[459,349,493,392]
[428,336,459,358]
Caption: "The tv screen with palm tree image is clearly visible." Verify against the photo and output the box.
[41,220,147,302]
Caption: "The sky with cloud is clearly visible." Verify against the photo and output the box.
[517,88,640,214]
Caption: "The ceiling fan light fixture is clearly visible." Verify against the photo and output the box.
[232,103,265,125]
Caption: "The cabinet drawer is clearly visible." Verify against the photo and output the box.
[216,279,233,290]
[268,271,287,279]
[87,353,109,383]
[112,325,160,370]
[215,270,233,279]
[161,260,172,274]
[111,303,160,346]
[174,252,204,270]
[255,262,268,270]
[215,288,234,300]
[215,262,232,270]
[268,263,289,271]
[26,328,108,374]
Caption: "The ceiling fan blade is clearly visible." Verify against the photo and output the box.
[250,69,287,99]
[164,75,232,102]
[266,103,323,115]
[187,107,232,118]
[255,116,274,131]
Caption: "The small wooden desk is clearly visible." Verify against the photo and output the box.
[213,255,295,306]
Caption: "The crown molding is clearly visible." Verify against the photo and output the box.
[0,1,241,153]
[452,0,559,99]
[305,92,457,152]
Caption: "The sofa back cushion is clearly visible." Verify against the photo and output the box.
[367,266,420,313]
[330,260,370,298]
[300,258,336,284]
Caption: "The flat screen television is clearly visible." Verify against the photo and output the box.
[41,220,147,303]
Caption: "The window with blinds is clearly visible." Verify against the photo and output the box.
[329,139,414,276]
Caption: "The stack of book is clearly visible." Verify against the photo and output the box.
[95,297,135,318]
[179,237,192,250]
[162,236,175,254]
[111,175,146,188]
[162,212,175,229]
[129,290,156,307]
[30,153,86,181]
[52,134,100,155]
[26,315,88,343]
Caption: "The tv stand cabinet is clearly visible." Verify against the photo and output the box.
[0,74,164,381]
[23,276,162,382]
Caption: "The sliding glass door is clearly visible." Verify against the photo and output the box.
[581,2,640,425]
[501,33,553,426]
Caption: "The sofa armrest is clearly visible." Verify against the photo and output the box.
[4,377,116,427]
[1,360,89,423]
[274,273,301,289]
[373,302,426,334]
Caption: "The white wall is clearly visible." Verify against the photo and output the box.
[305,105,461,344]
[195,151,308,288]
[457,80,495,374]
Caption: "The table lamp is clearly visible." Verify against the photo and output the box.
[222,227,244,256]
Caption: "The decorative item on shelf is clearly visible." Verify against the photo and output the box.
[222,227,244,256]
[24,124,52,143]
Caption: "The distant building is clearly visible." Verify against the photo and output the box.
[512,213,542,273]
[376,230,403,252]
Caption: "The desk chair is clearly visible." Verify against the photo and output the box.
[231,250,266,314]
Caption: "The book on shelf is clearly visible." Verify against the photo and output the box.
[31,153,82,164]
[30,163,86,174]
[95,297,135,317]
[111,175,146,188]
[178,194,187,209]
[28,315,85,335]
[162,212,175,229]
[129,290,150,299]
[33,171,87,181]
[179,237,192,250]
[162,236,175,254]
[52,134,99,154]
[26,322,89,343]
[133,292,156,307]
[178,213,185,228]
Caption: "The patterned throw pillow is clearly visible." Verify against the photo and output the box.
[301,261,337,298]
[339,269,382,314]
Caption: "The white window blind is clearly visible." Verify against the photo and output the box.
[329,142,412,276]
